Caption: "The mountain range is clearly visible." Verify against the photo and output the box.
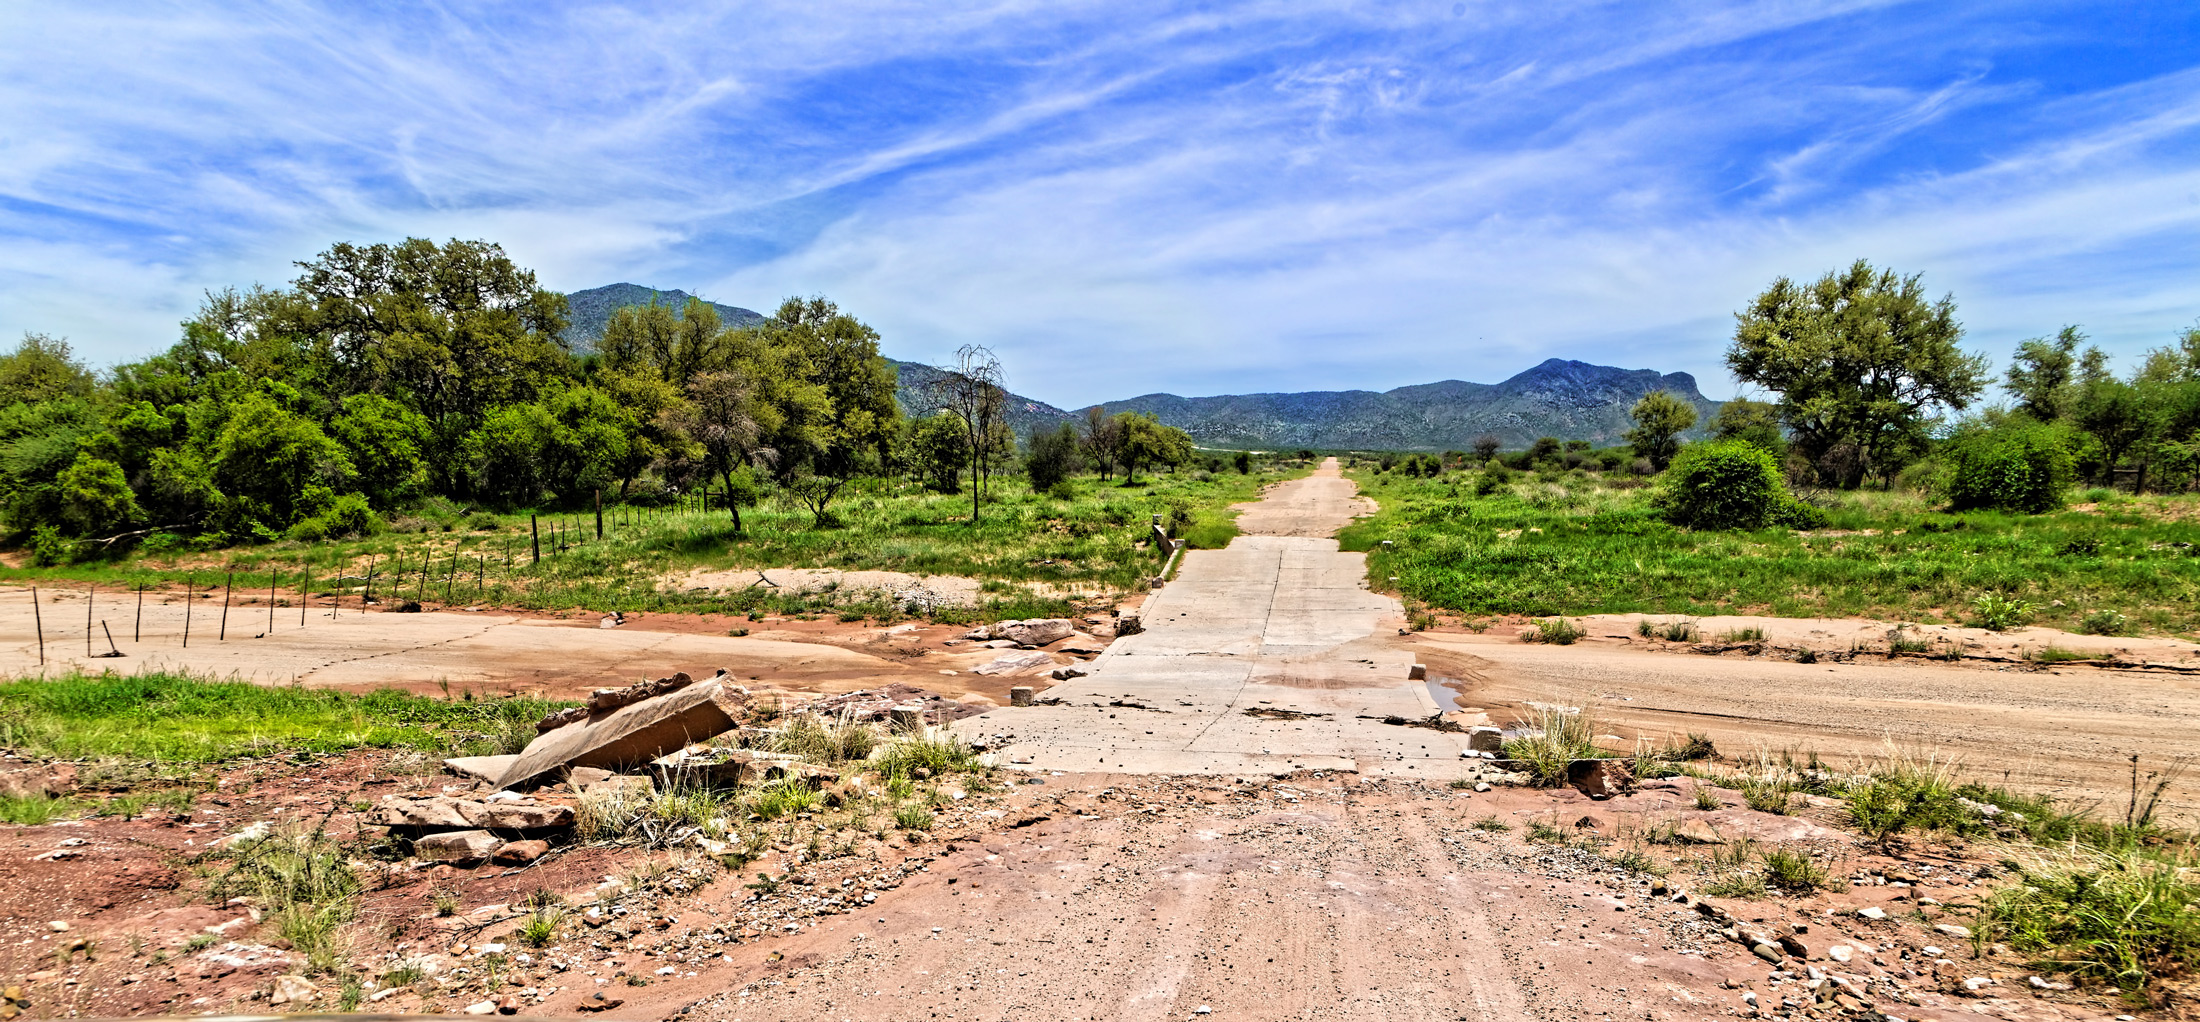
[563,284,1720,450]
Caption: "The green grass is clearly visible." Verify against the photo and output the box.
[1983,844,2199,1001]
[1340,472,2200,634]
[2,469,1282,622]
[0,670,573,762]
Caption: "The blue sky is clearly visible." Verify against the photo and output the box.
[3,1,2197,407]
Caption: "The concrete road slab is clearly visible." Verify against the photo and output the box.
[956,459,1472,778]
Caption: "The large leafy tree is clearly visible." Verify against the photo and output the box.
[1623,389,1696,471]
[1727,260,1987,488]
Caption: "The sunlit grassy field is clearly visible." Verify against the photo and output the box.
[0,466,1286,622]
[1340,469,2200,635]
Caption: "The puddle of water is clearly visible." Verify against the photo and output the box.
[1425,676,1469,711]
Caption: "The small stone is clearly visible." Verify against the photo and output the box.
[1933,923,1972,939]
[1751,943,1784,963]
[271,975,319,1005]
[1855,906,1886,920]
[463,999,499,1015]
[492,840,549,865]
[45,922,67,932]
[1828,945,1853,963]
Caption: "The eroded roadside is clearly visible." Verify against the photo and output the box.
[0,750,2171,1021]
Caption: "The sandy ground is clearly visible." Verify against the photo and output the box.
[3,753,2165,1022]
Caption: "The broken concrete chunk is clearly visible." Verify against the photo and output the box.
[974,651,1056,676]
[374,795,575,830]
[587,672,696,711]
[1009,686,1035,707]
[496,678,751,789]
[1113,612,1143,637]
[442,755,519,784]
[1466,726,1504,754]
[413,829,500,863]
[1049,666,1087,681]
[270,975,319,1004]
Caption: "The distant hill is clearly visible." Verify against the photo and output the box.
[561,285,1076,438]
[565,285,1716,450]
[1084,359,1721,450]
[561,283,765,351]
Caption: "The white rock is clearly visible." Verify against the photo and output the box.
[1828,945,1852,963]
[462,998,499,1014]
[271,975,319,1005]
[1933,922,1972,939]
[1855,906,1886,920]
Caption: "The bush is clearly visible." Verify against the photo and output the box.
[1984,845,2200,999]
[1472,460,1511,496]
[1654,440,1820,530]
[1943,421,2076,514]
[1024,423,1083,492]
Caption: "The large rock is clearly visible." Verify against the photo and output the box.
[1567,759,1634,799]
[414,829,500,863]
[374,795,575,830]
[496,678,751,789]
[992,619,1076,646]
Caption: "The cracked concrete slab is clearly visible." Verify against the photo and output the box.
[957,460,1490,780]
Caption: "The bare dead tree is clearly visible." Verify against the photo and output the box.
[927,345,1006,523]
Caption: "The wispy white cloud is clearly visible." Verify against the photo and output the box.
[0,0,2196,407]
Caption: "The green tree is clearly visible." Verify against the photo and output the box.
[210,389,354,529]
[1727,260,1987,487]
[55,455,140,537]
[1943,420,2077,513]
[2004,326,2094,421]
[1024,422,1083,492]
[1708,397,1785,457]
[542,386,632,501]
[285,238,572,422]
[331,394,431,508]
[1656,440,1820,530]
[1623,390,1697,471]
[1113,412,1193,483]
[670,371,762,522]
[466,403,557,506]
[908,412,969,493]
[0,334,94,406]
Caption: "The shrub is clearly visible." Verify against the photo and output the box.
[1741,780,1793,814]
[1943,420,2076,514]
[1522,617,1584,645]
[1472,461,1511,496]
[1502,704,1599,786]
[1655,440,1820,530]
[2078,609,2126,636]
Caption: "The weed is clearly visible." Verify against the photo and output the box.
[1523,617,1585,645]
[1635,618,1655,638]
[872,735,983,779]
[2029,646,2107,663]
[1657,619,1700,643]
[98,793,151,820]
[745,873,782,895]
[1470,816,1511,833]
[771,713,878,764]
[1759,848,1829,893]
[517,907,563,948]
[1525,820,1569,844]
[1502,704,1599,786]
[893,804,936,831]
[0,794,76,825]
[748,779,822,820]
[1971,592,2033,631]
[183,933,216,952]
[1794,647,1818,664]
[337,975,364,1011]
[430,889,459,917]
[1741,780,1793,815]
[1700,871,1768,899]
[1692,786,1723,811]
[381,959,426,988]
[1982,843,2199,1000]
[1606,844,1670,877]
[1720,626,1766,643]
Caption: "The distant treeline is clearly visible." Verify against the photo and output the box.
[0,238,1197,561]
